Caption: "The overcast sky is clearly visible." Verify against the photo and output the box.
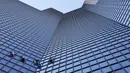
[19,0,85,13]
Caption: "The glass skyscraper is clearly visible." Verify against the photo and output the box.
[0,0,130,73]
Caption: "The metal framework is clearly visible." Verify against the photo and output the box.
[0,0,130,73]
[37,9,130,73]
[84,0,130,26]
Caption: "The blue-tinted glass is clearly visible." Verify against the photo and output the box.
[108,59,117,64]
[0,1,130,73]
[121,61,130,67]
[91,65,99,70]
[83,68,91,73]
[10,69,19,73]
[2,66,10,72]
[102,67,112,73]
[111,64,122,70]
[93,70,102,73]
[115,69,126,73]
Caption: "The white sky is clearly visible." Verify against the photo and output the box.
[19,0,85,13]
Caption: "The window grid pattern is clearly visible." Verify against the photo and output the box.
[0,0,63,73]
[0,0,130,73]
[84,0,130,26]
[38,9,130,73]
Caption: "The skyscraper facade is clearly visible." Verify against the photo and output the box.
[38,9,130,73]
[84,0,130,26]
[0,0,62,73]
[0,0,130,73]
